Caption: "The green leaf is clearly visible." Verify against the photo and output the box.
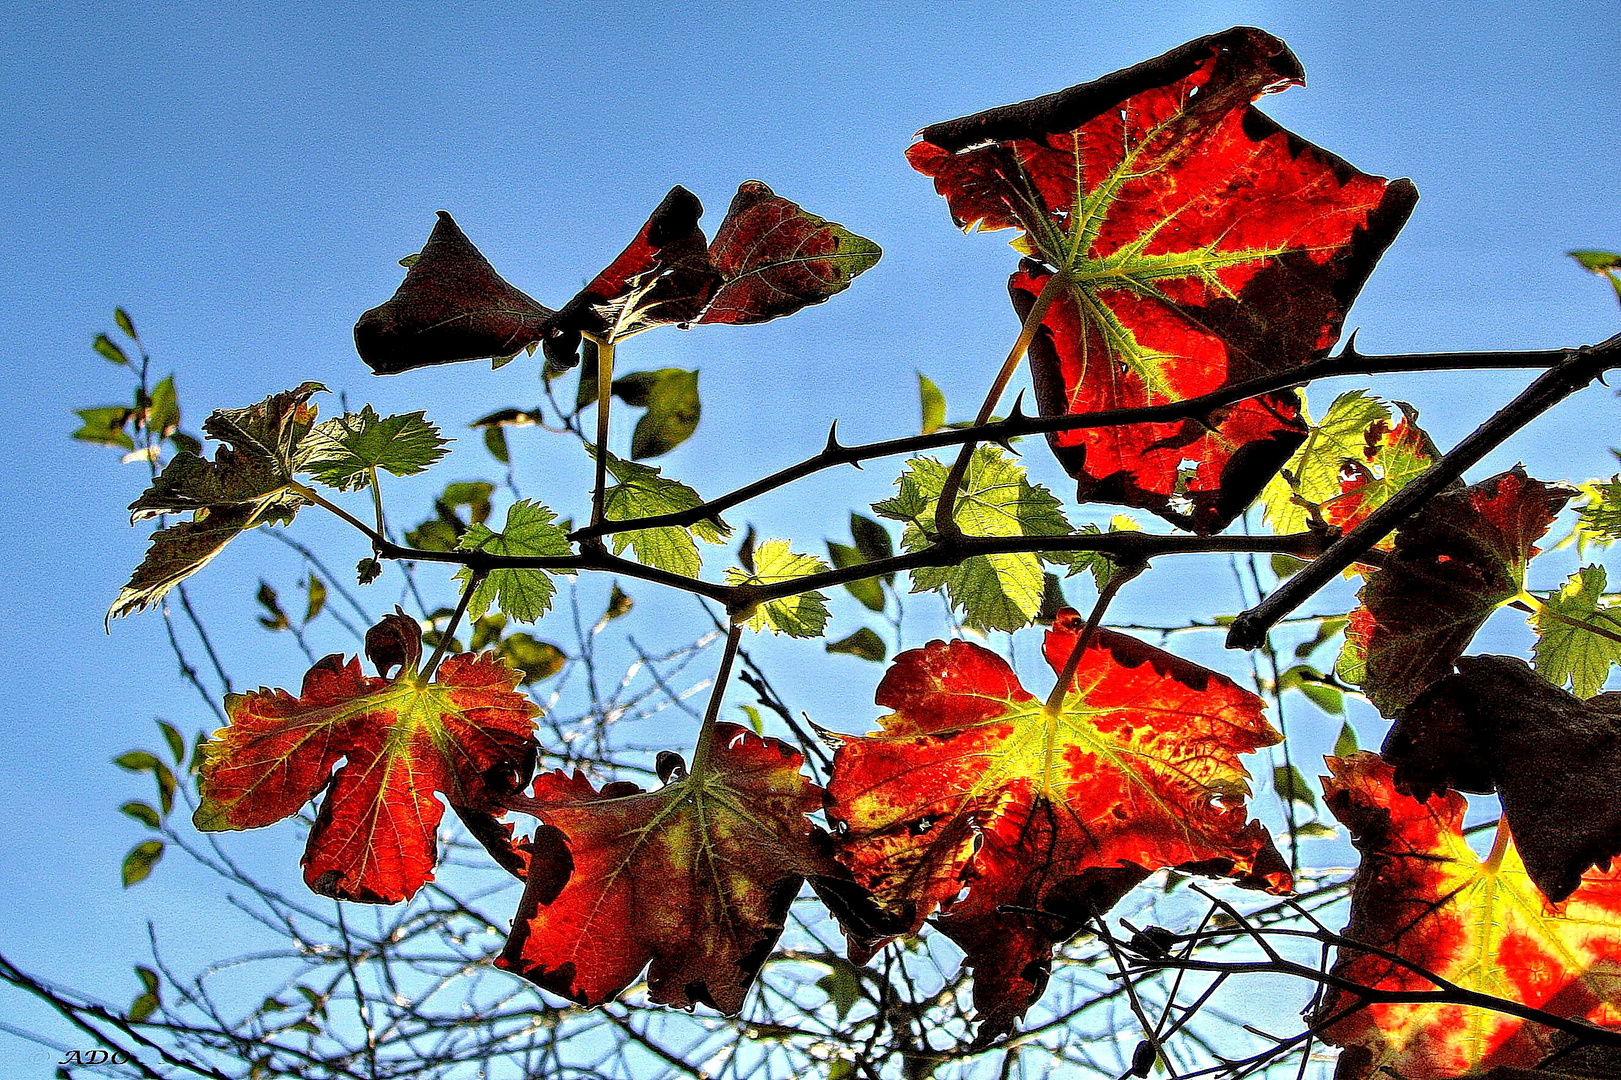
[500,633,566,685]
[122,840,164,887]
[601,452,730,578]
[1259,389,1389,533]
[114,750,162,773]
[256,580,289,630]
[130,964,162,1021]
[302,406,450,491]
[148,375,180,437]
[303,575,327,623]
[1271,553,1307,579]
[1578,476,1621,544]
[1334,721,1360,759]
[1272,764,1317,809]
[725,539,831,637]
[917,371,946,434]
[816,962,864,1020]
[1294,617,1349,659]
[613,368,701,459]
[849,513,894,569]
[1533,565,1621,698]
[94,333,130,365]
[158,720,185,765]
[483,426,510,463]
[441,481,495,524]
[112,383,325,621]
[356,557,382,585]
[1276,664,1343,715]
[826,540,886,611]
[602,583,634,623]
[1571,250,1621,271]
[456,500,572,623]
[874,447,1072,632]
[1294,821,1338,839]
[114,308,138,340]
[738,704,764,734]
[73,406,135,450]
[826,627,887,663]
[120,801,161,829]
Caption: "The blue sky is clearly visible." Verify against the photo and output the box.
[3,0,1618,1071]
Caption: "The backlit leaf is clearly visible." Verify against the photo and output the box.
[1534,566,1621,698]
[456,500,572,623]
[601,452,730,578]
[910,28,1416,532]
[111,383,325,621]
[193,613,539,903]
[147,374,180,437]
[73,405,136,450]
[612,367,701,459]
[1335,468,1571,714]
[918,372,947,435]
[122,840,164,887]
[302,406,450,491]
[725,540,831,638]
[1317,752,1621,1078]
[826,627,887,663]
[354,211,553,375]
[827,540,886,612]
[698,180,881,325]
[94,332,130,365]
[1577,475,1621,544]
[875,447,1072,632]
[827,612,1290,1040]
[498,722,860,1014]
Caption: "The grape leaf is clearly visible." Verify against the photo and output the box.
[1385,655,1621,905]
[73,405,137,450]
[1259,391,1439,537]
[542,181,880,363]
[1335,468,1572,715]
[700,180,882,324]
[111,383,325,621]
[1534,566,1621,699]
[874,447,1073,632]
[1317,752,1621,1078]
[601,452,730,578]
[455,500,572,623]
[725,539,831,638]
[1577,474,1621,544]
[193,613,539,903]
[826,627,887,663]
[908,28,1416,533]
[827,611,1290,1040]
[354,211,553,375]
[612,367,701,459]
[302,406,450,491]
[498,722,862,1014]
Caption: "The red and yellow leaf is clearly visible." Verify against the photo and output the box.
[1318,752,1621,1078]
[354,212,554,375]
[1323,407,1441,537]
[909,27,1416,532]
[827,610,1290,1039]
[1336,468,1572,715]
[194,613,540,903]
[498,722,852,1014]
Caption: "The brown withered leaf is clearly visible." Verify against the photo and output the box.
[1386,654,1621,904]
[355,211,553,375]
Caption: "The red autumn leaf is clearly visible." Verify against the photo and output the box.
[699,180,883,325]
[909,27,1417,533]
[1317,752,1621,1079]
[498,722,865,1014]
[541,181,881,364]
[354,211,554,375]
[827,610,1290,1041]
[1323,406,1441,537]
[1336,467,1572,715]
[193,612,540,903]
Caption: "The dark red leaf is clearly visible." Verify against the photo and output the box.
[1338,468,1572,715]
[355,212,553,375]
[910,27,1416,532]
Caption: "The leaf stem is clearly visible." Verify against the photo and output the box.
[1044,562,1144,714]
[590,336,616,532]
[421,568,484,681]
[287,480,383,545]
[686,620,743,781]
[367,467,387,537]
[932,270,1067,541]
